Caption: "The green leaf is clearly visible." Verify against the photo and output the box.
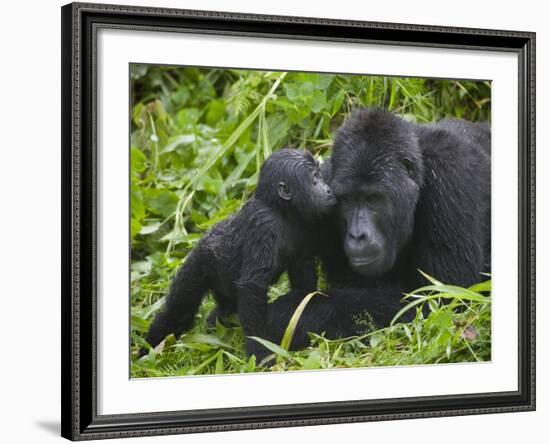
[403,324,412,340]
[369,333,384,348]
[299,81,314,96]
[131,102,145,126]
[200,176,223,195]
[303,351,322,370]
[408,285,489,301]
[205,100,226,126]
[163,334,177,349]
[311,91,327,113]
[130,260,152,277]
[248,336,292,360]
[181,333,233,349]
[246,355,257,372]
[187,352,219,375]
[161,134,196,153]
[144,189,179,218]
[280,291,325,352]
[130,188,145,239]
[131,315,150,333]
[285,83,300,101]
[131,146,148,174]
[176,108,200,129]
[418,269,443,286]
[331,90,346,116]
[469,280,491,293]
[391,290,488,326]
[316,75,333,89]
[215,350,224,374]
[431,310,453,329]
[139,221,161,235]
[131,218,142,241]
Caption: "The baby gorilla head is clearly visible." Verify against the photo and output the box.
[256,148,336,220]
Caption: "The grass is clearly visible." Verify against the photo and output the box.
[129,65,491,378]
[132,275,491,376]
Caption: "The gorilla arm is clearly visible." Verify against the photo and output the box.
[236,226,280,360]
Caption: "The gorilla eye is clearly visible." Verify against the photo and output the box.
[340,195,354,206]
[402,158,414,176]
[365,193,384,204]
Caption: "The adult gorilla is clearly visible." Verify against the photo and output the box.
[268,108,491,348]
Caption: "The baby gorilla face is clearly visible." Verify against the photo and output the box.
[303,159,338,217]
[257,148,336,220]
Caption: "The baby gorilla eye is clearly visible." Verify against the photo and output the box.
[311,171,321,185]
[402,158,414,176]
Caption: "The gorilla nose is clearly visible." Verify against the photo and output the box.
[345,231,370,257]
[326,189,337,205]
[347,228,368,243]
[345,231,381,265]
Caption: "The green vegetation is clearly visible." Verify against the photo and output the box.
[130,65,491,377]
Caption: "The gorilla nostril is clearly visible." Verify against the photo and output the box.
[348,231,367,242]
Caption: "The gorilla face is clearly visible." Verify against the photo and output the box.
[333,176,420,276]
[337,189,395,275]
[329,109,425,277]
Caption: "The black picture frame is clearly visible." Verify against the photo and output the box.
[61,2,536,440]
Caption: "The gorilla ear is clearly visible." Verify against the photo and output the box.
[278,181,292,201]
[402,158,415,177]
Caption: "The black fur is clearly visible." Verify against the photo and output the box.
[141,148,336,361]
[268,108,491,348]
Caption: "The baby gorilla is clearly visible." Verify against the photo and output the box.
[141,148,336,362]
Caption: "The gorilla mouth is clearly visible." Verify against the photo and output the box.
[323,194,338,207]
[349,255,380,267]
